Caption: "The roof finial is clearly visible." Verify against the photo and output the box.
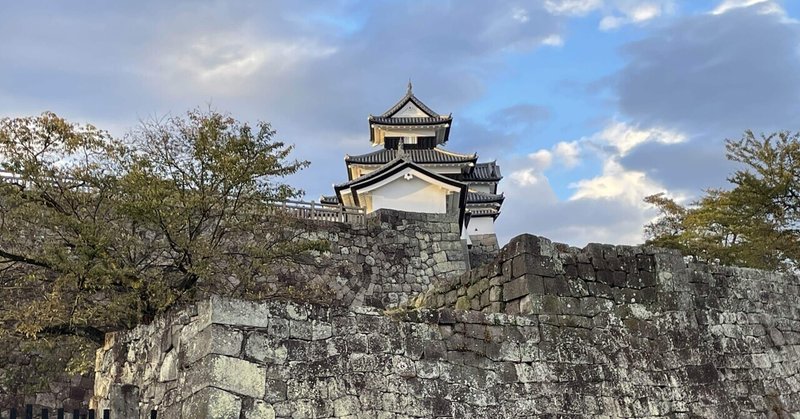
[407,78,413,94]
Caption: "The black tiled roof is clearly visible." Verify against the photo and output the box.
[466,191,505,204]
[369,116,451,125]
[346,148,477,165]
[335,158,467,198]
[336,159,404,189]
[320,195,338,205]
[458,162,502,182]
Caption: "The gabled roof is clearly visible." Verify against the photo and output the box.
[368,84,454,146]
[336,157,466,191]
[334,157,468,228]
[346,148,477,165]
[375,82,443,118]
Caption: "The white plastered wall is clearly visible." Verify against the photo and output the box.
[393,102,428,117]
[467,216,495,236]
[360,169,456,214]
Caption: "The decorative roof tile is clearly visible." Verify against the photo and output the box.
[346,148,477,165]
[459,162,502,182]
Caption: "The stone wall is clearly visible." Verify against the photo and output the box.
[466,233,500,268]
[1,207,469,412]
[93,227,800,419]
[284,207,468,308]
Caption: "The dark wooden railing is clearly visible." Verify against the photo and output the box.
[0,173,365,226]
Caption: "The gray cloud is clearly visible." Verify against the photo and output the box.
[609,7,800,195]
[489,103,551,130]
[0,1,564,201]
[619,136,740,192]
[615,8,800,135]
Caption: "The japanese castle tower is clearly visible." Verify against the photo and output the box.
[321,83,504,246]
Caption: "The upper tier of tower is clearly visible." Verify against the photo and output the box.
[368,81,452,148]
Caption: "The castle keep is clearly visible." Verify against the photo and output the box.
[321,83,504,253]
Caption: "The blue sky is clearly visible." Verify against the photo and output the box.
[2,0,799,246]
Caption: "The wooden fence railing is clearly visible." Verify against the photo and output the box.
[0,173,365,226]
[266,200,366,225]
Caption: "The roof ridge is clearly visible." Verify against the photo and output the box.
[435,147,477,158]
[379,88,441,118]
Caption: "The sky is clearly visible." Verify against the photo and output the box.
[2,0,800,247]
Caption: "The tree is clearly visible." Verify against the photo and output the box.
[0,110,327,398]
[645,131,800,271]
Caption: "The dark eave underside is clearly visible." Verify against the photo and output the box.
[346,148,477,165]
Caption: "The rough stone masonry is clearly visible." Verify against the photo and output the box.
[0,206,469,413]
[92,231,800,418]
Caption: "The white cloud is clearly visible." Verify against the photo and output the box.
[541,34,565,46]
[598,1,674,30]
[497,154,662,246]
[158,33,336,93]
[630,3,662,21]
[512,7,530,23]
[599,15,626,30]
[711,0,782,15]
[553,141,581,167]
[597,122,685,156]
[545,0,673,28]
[509,168,543,186]
[569,159,663,204]
[544,0,604,16]
[527,149,554,170]
[523,140,581,173]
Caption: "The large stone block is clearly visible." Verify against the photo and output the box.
[502,274,544,302]
[245,332,288,364]
[182,387,242,419]
[209,296,272,328]
[184,324,244,365]
[187,355,266,399]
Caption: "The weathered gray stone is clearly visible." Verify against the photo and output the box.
[210,296,272,328]
[188,355,266,398]
[182,387,242,419]
[245,332,288,364]
[184,324,244,365]
[89,228,800,419]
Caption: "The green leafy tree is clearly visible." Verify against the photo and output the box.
[645,131,800,270]
[0,110,327,399]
